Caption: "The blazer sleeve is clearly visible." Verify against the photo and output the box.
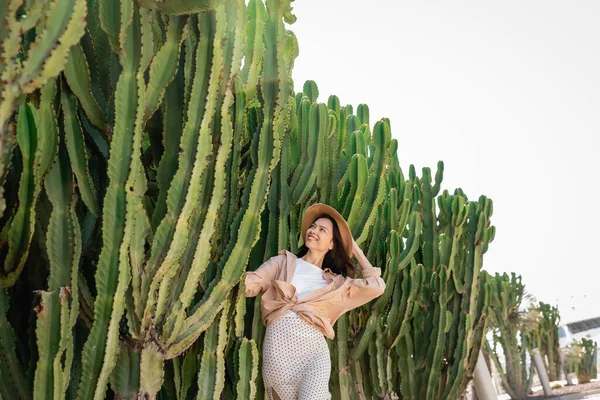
[340,266,386,311]
[245,255,281,297]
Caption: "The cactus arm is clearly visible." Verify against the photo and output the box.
[52,285,76,398]
[139,11,214,316]
[99,0,120,52]
[126,5,154,338]
[149,77,184,226]
[351,213,421,361]
[149,3,228,327]
[163,0,294,358]
[110,346,141,400]
[61,90,100,215]
[20,0,45,35]
[241,0,266,98]
[425,268,448,400]
[34,136,78,399]
[1,104,38,287]
[352,119,391,240]
[138,347,164,398]
[195,298,230,399]
[63,43,107,131]
[336,314,351,399]
[179,344,200,399]
[37,79,60,182]
[291,102,325,204]
[288,97,311,199]
[0,1,9,45]
[160,0,244,338]
[0,0,22,130]
[139,0,217,15]
[33,290,62,400]
[83,0,110,107]
[233,281,246,338]
[75,1,141,397]
[144,15,187,120]
[220,78,247,250]
[315,111,334,201]
[181,22,198,118]
[375,323,388,395]
[57,196,81,397]
[0,128,12,219]
[0,290,29,400]
[195,317,219,399]
[344,153,369,229]
[235,338,259,399]
[96,6,157,396]
[20,0,87,93]
[213,297,231,398]
[0,83,56,285]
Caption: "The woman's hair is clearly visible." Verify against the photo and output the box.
[295,214,358,278]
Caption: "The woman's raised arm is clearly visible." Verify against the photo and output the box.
[340,240,386,311]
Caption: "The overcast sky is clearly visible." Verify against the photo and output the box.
[290,0,600,324]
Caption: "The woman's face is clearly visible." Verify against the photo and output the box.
[305,217,334,253]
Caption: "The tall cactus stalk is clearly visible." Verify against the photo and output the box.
[525,302,562,382]
[575,338,598,384]
[0,0,497,398]
[537,302,561,381]
[484,272,535,400]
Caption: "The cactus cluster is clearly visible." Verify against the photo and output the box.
[484,272,536,400]
[575,338,598,384]
[0,0,496,399]
[526,302,561,381]
[247,82,496,399]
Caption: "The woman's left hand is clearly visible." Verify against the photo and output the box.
[351,238,363,258]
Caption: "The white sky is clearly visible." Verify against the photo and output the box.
[289,0,600,324]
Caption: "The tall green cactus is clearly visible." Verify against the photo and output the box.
[575,338,598,384]
[484,272,535,400]
[0,0,497,398]
[526,302,561,381]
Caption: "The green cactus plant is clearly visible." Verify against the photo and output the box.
[525,302,561,382]
[0,0,497,398]
[484,272,536,400]
[575,338,598,384]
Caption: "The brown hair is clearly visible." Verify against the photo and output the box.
[295,214,358,278]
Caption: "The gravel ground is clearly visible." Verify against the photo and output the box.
[525,381,600,399]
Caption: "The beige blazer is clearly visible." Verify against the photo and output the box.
[245,250,386,339]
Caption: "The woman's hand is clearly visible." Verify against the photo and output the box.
[351,238,364,259]
[351,238,375,271]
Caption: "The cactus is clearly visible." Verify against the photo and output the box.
[525,302,561,381]
[575,338,597,384]
[484,272,535,400]
[0,0,497,398]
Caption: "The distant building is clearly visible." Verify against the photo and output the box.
[559,316,600,348]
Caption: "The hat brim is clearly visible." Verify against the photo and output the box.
[301,203,353,258]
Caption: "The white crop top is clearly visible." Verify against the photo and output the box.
[283,258,329,317]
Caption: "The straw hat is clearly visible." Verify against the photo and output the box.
[301,203,353,257]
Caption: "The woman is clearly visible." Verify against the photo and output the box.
[245,203,386,400]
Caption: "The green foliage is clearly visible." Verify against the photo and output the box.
[0,0,496,398]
